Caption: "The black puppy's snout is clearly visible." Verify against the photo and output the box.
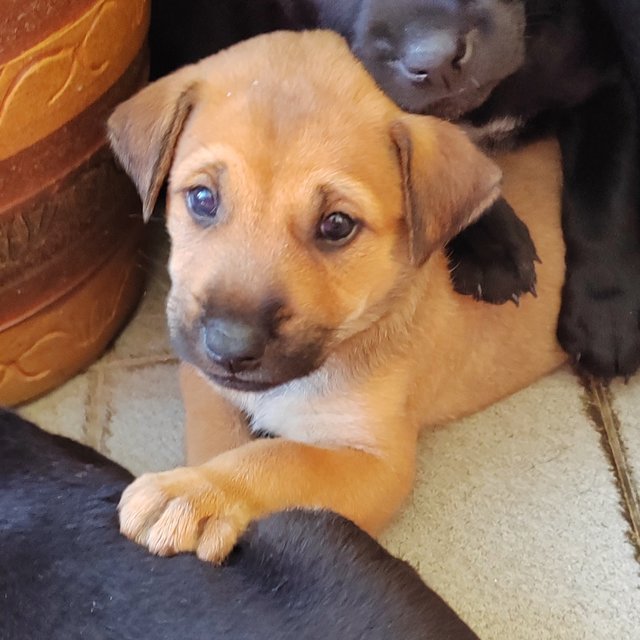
[203,317,268,373]
[400,31,470,84]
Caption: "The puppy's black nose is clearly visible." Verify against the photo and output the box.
[400,31,469,83]
[203,317,268,373]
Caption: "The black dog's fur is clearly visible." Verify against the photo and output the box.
[0,409,478,640]
[593,0,640,99]
[147,0,640,379]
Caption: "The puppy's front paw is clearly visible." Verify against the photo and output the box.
[558,262,640,379]
[447,197,539,305]
[118,467,254,563]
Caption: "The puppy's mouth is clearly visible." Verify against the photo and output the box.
[423,81,499,120]
[204,372,284,393]
[197,356,324,393]
[389,72,500,120]
[358,54,502,120]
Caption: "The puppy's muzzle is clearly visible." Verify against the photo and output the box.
[203,316,268,374]
[171,291,328,391]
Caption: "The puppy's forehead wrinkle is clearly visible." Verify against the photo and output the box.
[176,119,394,234]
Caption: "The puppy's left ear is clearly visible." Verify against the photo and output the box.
[391,115,502,266]
[107,65,199,221]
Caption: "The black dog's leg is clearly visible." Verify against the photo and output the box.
[557,78,640,378]
[593,0,640,98]
[446,196,539,304]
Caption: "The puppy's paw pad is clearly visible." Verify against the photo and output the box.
[118,468,252,562]
[145,497,201,556]
[118,475,172,545]
[447,199,539,305]
[450,253,537,305]
[196,517,240,563]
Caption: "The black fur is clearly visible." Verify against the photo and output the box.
[446,197,539,304]
[592,0,640,98]
[148,0,290,80]
[0,409,478,640]
[555,78,640,378]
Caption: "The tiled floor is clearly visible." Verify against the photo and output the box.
[20,225,640,640]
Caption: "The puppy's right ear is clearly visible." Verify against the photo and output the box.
[391,115,502,267]
[107,66,199,221]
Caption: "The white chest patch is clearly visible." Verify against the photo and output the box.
[223,370,378,451]
[463,116,524,149]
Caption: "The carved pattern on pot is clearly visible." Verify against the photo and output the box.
[0,0,149,160]
[0,237,144,404]
[0,151,135,276]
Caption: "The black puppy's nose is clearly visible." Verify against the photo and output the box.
[400,31,469,83]
[203,317,268,373]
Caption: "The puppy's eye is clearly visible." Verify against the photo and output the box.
[317,212,359,245]
[186,186,218,222]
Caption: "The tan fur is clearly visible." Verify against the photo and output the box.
[109,31,566,563]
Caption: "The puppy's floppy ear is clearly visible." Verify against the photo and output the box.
[390,115,502,266]
[107,65,199,221]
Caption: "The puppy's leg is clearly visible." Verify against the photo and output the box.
[119,433,416,563]
[447,196,539,305]
[557,78,640,379]
[180,363,253,465]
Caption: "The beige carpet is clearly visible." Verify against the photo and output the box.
[21,227,640,640]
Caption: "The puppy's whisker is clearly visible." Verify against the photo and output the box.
[446,257,460,275]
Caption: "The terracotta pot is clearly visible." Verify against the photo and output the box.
[0,0,151,405]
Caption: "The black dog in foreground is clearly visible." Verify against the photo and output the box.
[0,410,478,640]
[148,0,640,380]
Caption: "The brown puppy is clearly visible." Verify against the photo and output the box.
[108,30,566,563]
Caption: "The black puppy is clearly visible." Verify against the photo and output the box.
[0,409,478,640]
[283,0,640,379]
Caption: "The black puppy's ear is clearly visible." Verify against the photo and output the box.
[107,66,199,221]
[390,115,502,266]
